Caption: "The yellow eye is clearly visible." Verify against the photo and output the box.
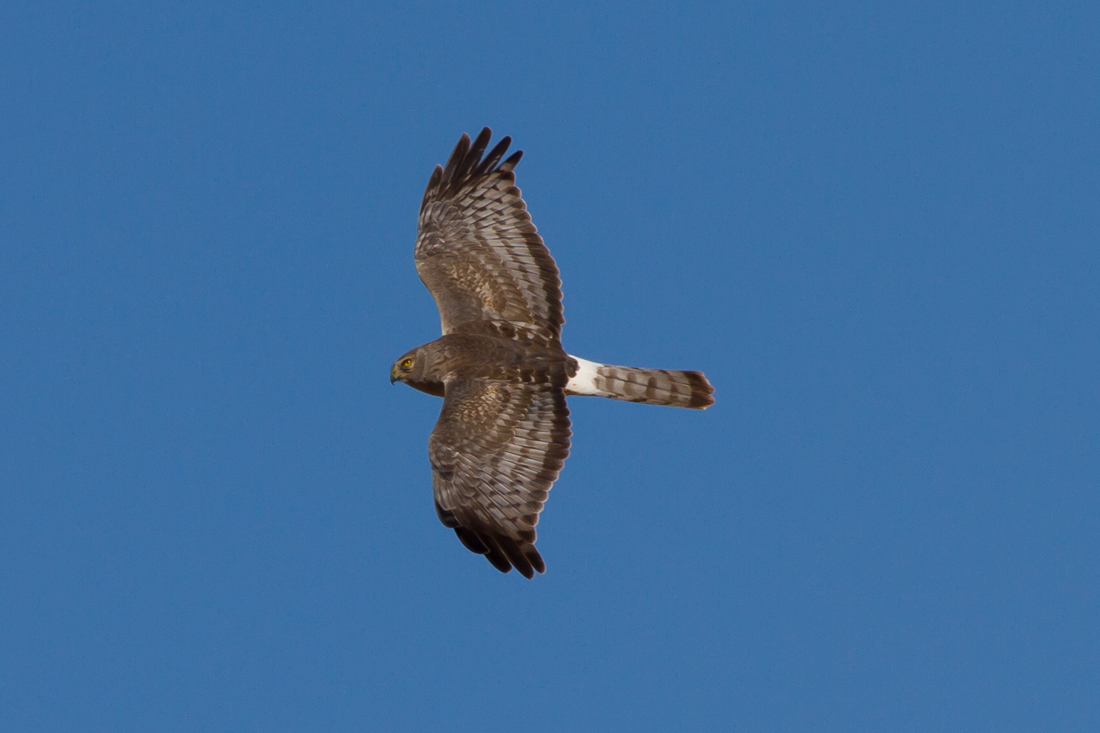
[402,359,413,368]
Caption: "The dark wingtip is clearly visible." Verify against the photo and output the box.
[496,535,536,579]
[454,527,487,554]
[439,133,470,190]
[481,536,514,574]
[477,135,512,176]
[451,525,545,579]
[528,548,546,575]
[499,149,523,172]
[428,129,522,202]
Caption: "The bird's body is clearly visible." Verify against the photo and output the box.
[395,332,572,397]
[392,129,713,578]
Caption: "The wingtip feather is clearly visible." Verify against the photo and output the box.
[426,129,523,204]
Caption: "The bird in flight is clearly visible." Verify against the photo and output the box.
[391,128,714,578]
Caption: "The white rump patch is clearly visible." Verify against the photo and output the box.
[565,355,604,395]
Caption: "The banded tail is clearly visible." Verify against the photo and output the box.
[565,356,715,410]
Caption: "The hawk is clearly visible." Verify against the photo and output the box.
[391,128,714,578]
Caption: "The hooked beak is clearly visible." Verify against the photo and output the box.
[390,367,398,385]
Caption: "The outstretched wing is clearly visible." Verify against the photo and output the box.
[416,128,564,345]
[429,378,571,578]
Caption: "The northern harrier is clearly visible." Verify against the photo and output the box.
[391,128,714,578]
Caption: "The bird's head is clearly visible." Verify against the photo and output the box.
[390,349,419,385]
[390,344,446,396]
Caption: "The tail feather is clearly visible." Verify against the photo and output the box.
[565,356,715,410]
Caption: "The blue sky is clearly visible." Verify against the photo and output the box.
[2,2,1098,730]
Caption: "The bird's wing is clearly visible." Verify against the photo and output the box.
[429,377,571,578]
[415,128,564,346]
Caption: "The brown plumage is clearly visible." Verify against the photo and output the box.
[391,128,714,578]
